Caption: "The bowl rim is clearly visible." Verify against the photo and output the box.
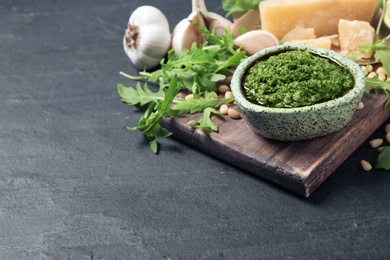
[231,44,366,114]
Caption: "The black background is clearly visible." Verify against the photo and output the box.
[1,0,389,259]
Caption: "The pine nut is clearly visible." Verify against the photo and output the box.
[366,64,374,73]
[378,72,386,81]
[225,91,234,99]
[385,124,390,134]
[210,92,218,99]
[219,104,228,115]
[356,101,364,110]
[218,84,230,93]
[376,66,387,75]
[369,138,383,148]
[361,160,372,171]
[367,71,377,78]
[386,133,390,143]
[227,107,241,119]
[377,147,384,153]
[185,94,194,101]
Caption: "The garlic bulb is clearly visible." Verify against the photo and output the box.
[123,5,171,70]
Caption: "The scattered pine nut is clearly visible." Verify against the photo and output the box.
[376,66,387,75]
[369,138,383,148]
[218,84,230,93]
[210,92,218,99]
[185,94,194,101]
[367,71,377,78]
[366,64,374,73]
[227,107,241,119]
[386,133,390,144]
[378,72,386,81]
[219,104,228,115]
[225,91,234,99]
[356,101,364,110]
[385,124,390,134]
[386,78,390,82]
[377,147,384,153]
[361,160,372,171]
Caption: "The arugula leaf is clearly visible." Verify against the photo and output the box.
[365,77,390,108]
[222,0,265,17]
[118,82,165,107]
[123,75,181,153]
[118,25,246,152]
[187,107,221,134]
[374,47,390,77]
[375,146,390,170]
[173,96,234,114]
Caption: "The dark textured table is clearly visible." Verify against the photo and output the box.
[1,1,389,259]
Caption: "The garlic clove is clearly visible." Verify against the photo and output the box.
[171,16,204,55]
[233,30,279,56]
[123,5,171,70]
[171,0,206,55]
[204,11,233,36]
[229,8,260,38]
[197,0,232,36]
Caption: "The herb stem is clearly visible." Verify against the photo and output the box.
[119,71,151,81]
[376,1,387,38]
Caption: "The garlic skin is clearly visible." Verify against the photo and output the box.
[123,5,171,70]
[171,0,205,55]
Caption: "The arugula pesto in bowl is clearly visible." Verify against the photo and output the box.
[231,44,366,141]
[243,50,354,108]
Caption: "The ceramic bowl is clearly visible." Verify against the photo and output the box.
[230,44,366,141]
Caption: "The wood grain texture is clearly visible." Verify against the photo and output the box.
[162,92,390,198]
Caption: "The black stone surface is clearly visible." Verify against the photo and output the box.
[1,0,389,259]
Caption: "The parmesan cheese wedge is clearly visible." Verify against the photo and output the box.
[285,37,332,50]
[338,19,375,58]
[282,26,316,41]
[259,0,378,39]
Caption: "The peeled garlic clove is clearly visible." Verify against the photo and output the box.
[123,5,171,70]
[229,8,260,38]
[233,30,279,56]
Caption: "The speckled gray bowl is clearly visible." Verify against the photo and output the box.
[231,44,366,141]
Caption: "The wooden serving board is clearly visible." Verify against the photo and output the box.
[162,93,390,197]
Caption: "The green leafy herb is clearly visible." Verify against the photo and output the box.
[222,0,265,17]
[118,25,246,153]
[122,76,180,153]
[118,81,165,107]
[187,107,221,134]
[365,77,390,108]
[375,146,390,170]
[172,95,234,114]
[347,1,390,109]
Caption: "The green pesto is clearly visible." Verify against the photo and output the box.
[243,50,354,108]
